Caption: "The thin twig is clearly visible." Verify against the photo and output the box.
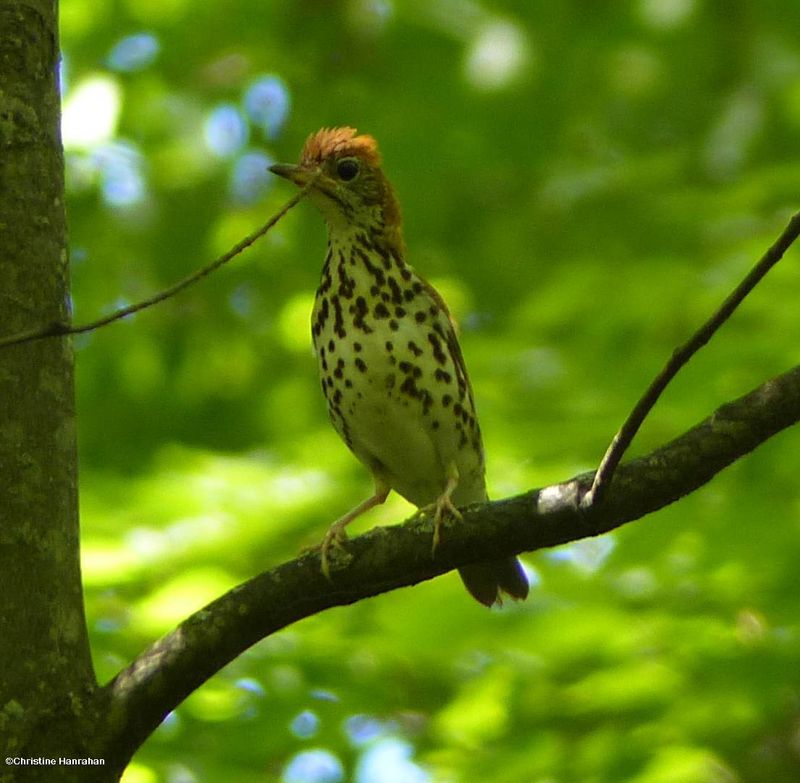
[584,209,800,508]
[0,187,309,350]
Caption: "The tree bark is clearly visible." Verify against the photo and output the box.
[0,0,100,778]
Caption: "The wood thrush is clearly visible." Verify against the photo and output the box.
[270,127,529,607]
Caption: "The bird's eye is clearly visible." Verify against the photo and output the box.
[336,158,360,182]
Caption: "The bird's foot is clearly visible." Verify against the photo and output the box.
[423,466,462,557]
[431,494,463,555]
[320,521,350,581]
[313,480,391,581]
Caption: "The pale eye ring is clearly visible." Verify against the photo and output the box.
[336,157,360,181]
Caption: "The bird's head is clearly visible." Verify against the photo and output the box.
[270,127,404,254]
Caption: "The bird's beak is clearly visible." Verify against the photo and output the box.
[269,163,313,187]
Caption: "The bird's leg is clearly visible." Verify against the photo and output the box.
[320,479,390,580]
[427,462,462,555]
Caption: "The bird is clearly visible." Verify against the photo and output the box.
[269,127,528,607]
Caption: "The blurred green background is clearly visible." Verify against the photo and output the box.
[61,0,800,781]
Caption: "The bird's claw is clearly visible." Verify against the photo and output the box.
[425,495,463,556]
[320,523,349,581]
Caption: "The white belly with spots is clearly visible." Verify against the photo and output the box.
[311,238,486,508]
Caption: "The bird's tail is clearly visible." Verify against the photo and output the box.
[458,558,529,607]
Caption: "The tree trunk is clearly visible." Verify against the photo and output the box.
[0,1,107,779]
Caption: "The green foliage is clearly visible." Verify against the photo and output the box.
[62,0,800,780]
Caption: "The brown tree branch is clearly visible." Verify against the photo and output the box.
[585,210,800,507]
[0,189,308,350]
[97,362,800,766]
